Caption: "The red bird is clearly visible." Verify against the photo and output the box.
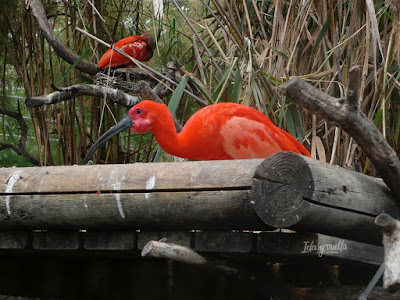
[83,101,310,164]
[98,33,154,69]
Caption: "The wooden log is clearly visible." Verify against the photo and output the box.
[252,152,400,245]
[0,160,266,230]
[375,213,400,292]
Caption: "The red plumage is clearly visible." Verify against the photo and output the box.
[83,100,311,164]
[128,101,311,160]
[98,33,154,69]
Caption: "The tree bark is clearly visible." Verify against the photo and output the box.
[25,84,140,108]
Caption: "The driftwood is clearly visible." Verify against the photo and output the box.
[252,152,399,245]
[281,67,400,200]
[29,0,98,75]
[375,213,400,292]
[142,240,207,264]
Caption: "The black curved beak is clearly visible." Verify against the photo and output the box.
[83,114,133,164]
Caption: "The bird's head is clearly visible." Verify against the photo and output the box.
[128,100,159,133]
[82,100,165,164]
[141,33,155,51]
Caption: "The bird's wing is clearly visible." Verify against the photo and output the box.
[98,36,151,68]
[115,36,151,61]
[219,116,283,159]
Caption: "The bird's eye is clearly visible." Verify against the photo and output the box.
[136,108,141,114]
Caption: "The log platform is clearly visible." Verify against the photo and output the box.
[1,152,398,246]
[1,152,400,298]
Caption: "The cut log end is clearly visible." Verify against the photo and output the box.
[251,152,313,227]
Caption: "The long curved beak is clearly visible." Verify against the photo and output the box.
[83,114,133,164]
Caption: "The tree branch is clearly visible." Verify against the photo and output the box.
[28,0,98,75]
[0,108,39,165]
[97,68,158,83]
[25,84,140,108]
[280,67,400,199]
[24,81,183,132]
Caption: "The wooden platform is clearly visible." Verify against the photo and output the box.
[0,229,382,266]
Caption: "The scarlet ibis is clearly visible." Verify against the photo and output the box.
[83,100,310,164]
[98,33,154,69]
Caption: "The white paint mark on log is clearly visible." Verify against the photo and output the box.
[145,175,156,200]
[116,193,125,218]
[146,175,156,190]
[83,195,88,208]
[5,172,21,215]
[110,173,126,219]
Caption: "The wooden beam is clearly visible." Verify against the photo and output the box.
[0,160,266,230]
[252,152,400,245]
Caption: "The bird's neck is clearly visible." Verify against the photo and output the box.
[151,113,186,158]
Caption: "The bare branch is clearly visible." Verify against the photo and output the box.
[24,81,183,132]
[28,0,98,75]
[281,69,400,199]
[25,84,140,108]
[0,108,39,165]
